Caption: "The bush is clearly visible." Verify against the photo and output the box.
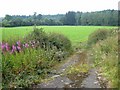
[87,29,109,46]
[47,33,72,61]
[25,28,72,52]
[48,33,72,51]
[25,28,49,49]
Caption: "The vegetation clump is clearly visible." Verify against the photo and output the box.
[89,29,118,88]
[2,28,72,88]
[25,28,72,51]
[48,32,72,51]
[87,29,109,46]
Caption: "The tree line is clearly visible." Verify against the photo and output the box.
[1,9,118,27]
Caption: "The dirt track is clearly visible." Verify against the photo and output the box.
[34,51,101,88]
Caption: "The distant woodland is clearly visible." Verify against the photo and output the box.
[1,9,118,27]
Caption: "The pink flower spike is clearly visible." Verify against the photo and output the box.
[17,40,21,46]
[5,43,9,51]
[10,45,16,54]
[17,46,21,51]
[12,45,16,50]
[10,49,14,54]
[1,43,5,50]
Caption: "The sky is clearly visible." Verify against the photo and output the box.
[0,0,119,17]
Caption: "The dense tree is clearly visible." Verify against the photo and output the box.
[64,11,76,25]
[37,14,42,20]
[76,12,82,25]
[1,10,118,27]
[4,15,12,21]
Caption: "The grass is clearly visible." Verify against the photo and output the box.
[90,30,118,88]
[64,51,90,75]
[62,51,90,88]
[1,26,116,46]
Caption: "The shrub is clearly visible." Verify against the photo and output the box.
[25,28,72,61]
[48,33,72,52]
[25,28,72,52]
[87,29,109,46]
[25,28,49,49]
[47,33,72,61]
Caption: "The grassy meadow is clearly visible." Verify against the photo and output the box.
[1,26,116,46]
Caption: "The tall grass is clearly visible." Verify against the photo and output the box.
[89,29,118,88]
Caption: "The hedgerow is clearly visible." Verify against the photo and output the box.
[2,28,72,88]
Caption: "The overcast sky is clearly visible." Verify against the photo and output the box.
[0,0,119,17]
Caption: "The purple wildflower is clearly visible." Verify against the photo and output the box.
[1,43,5,51]
[11,45,16,54]
[16,40,21,46]
[5,43,9,51]
[17,46,21,50]
[16,46,21,52]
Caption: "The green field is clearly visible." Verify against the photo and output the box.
[1,26,116,46]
